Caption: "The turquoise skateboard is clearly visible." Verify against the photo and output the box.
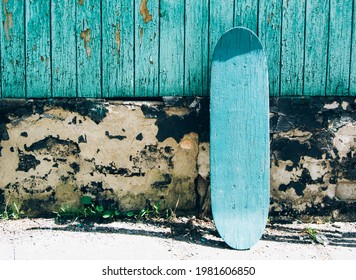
[210,27,270,250]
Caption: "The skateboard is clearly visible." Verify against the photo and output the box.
[210,27,270,250]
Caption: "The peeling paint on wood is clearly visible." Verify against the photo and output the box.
[0,1,355,98]
[258,0,282,96]
[234,0,258,33]
[140,0,152,24]
[25,0,51,98]
[3,0,13,42]
[327,0,353,96]
[102,0,134,97]
[1,0,25,98]
[51,0,77,97]
[159,0,184,96]
[76,0,101,98]
[135,0,159,97]
[280,0,305,96]
[304,0,329,96]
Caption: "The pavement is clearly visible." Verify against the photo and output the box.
[0,217,355,260]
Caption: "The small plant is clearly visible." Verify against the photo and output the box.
[138,199,173,220]
[304,225,319,242]
[0,202,23,220]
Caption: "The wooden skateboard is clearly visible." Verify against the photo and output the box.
[210,27,270,250]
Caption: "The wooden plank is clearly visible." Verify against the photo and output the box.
[184,0,209,96]
[210,27,269,249]
[351,0,356,96]
[280,0,305,96]
[304,0,329,96]
[51,0,77,98]
[25,0,51,98]
[209,0,234,82]
[258,0,282,96]
[102,0,134,98]
[327,0,353,96]
[1,0,25,98]
[134,0,159,97]
[159,0,184,96]
[234,0,259,33]
[76,0,101,98]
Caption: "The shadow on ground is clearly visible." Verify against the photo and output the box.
[26,218,356,249]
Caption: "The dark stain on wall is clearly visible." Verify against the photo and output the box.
[0,124,9,141]
[152,174,172,189]
[0,189,5,209]
[105,131,127,140]
[133,144,174,169]
[95,163,145,177]
[141,98,209,143]
[16,150,41,172]
[136,133,143,141]
[25,136,80,156]
[70,162,80,174]
[20,132,28,137]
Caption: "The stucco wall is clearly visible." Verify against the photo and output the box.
[0,97,355,221]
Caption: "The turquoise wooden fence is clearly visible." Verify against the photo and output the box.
[0,0,355,98]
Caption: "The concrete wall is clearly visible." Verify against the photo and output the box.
[0,97,355,221]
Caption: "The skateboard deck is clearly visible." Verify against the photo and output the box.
[210,27,269,250]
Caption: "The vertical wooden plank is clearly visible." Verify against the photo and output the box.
[25,0,51,98]
[209,0,234,78]
[234,0,259,33]
[76,0,101,98]
[51,0,77,98]
[134,0,159,97]
[258,0,282,96]
[1,0,25,98]
[280,0,305,96]
[327,0,353,96]
[304,0,329,96]
[350,0,356,96]
[184,0,209,96]
[102,0,134,98]
[159,0,184,96]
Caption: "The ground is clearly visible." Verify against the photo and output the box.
[0,216,355,260]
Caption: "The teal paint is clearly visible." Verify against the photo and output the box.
[25,0,51,98]
[134,0,159,97]
[351,0,356,96]
[327,0,353,96]
[76,0,101,98]
[1,0,25,98]
[0,1,355,98]
[102,0,134,98]
[210,27,269,249]
[280,0,305,96]
[258,0,282,96]
[304,0,329,96]
[184,0,209,96]
[209,0,234,86]
[234,0,259,33]
[51,0,76,98]
[159,0,184,96]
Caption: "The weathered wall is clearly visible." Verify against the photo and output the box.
[0,97,355,221]
[1,0,355,98]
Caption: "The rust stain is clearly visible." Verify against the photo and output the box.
[3,0,13,42]
[140,27,144,46]
[78,0,85,6]
[115,22,121,63]
[80,28,91,58]
[140,0,152,23]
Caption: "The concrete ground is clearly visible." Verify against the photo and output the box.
[0,217,355,260]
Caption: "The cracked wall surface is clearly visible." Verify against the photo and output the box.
[0,97,355,221]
